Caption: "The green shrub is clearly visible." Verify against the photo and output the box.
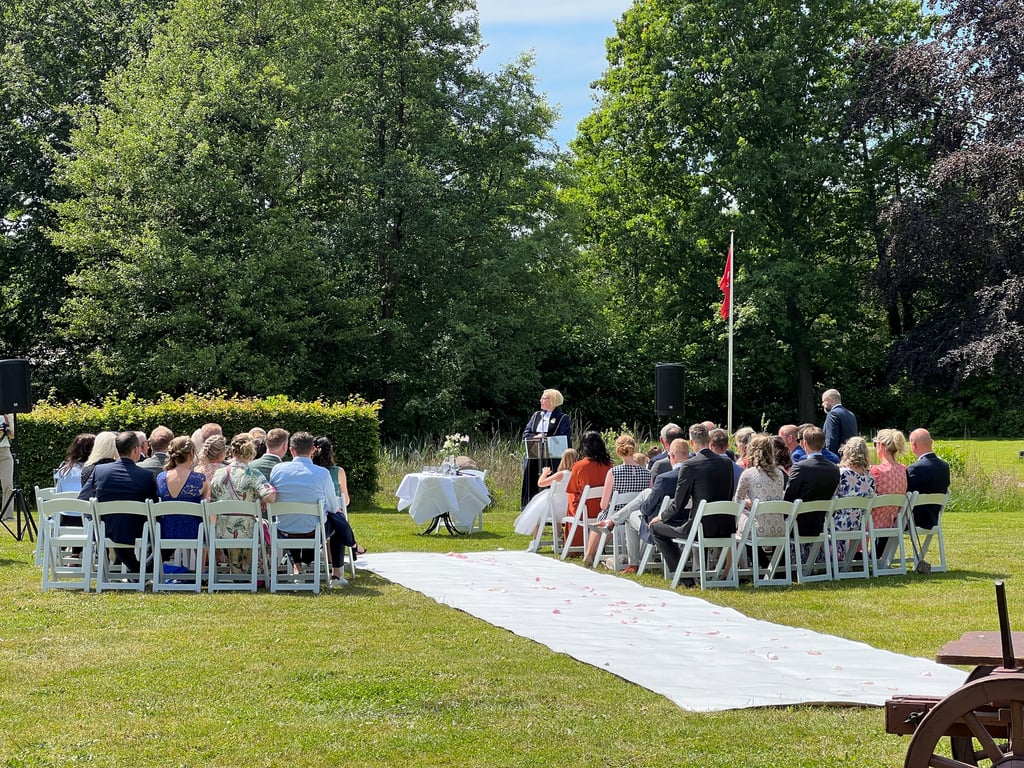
[14,393,380,501]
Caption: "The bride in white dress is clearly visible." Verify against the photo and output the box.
[514,449,578,550]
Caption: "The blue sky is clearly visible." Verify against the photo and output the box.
[473,1,634,149]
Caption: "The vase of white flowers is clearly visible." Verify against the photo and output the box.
[441,433,469,475]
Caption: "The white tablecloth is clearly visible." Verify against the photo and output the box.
[396,473,491,529]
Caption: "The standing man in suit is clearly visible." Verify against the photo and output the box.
[822,388,857,454]
[78,430,158,571]
[649,424,736,574]
[250,428,290,481]
[907,428,950,529]
[784,426,840,535]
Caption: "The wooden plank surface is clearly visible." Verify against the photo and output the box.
[935,631,1024,666]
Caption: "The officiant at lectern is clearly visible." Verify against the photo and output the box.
[520,389,571,507]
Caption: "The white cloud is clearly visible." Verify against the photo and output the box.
[475,0,630,24]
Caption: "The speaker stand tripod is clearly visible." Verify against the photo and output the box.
[0,426,35,542]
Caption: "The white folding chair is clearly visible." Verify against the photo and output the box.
[39,498,95,592]
[691,500,743,589]
[559,485,604,561]
[747,499,798,587]
[203,499,267,592]
[267,501,328,593]
[590,490,641,570]
[866,493,910,576]
[828,495,872,580]
[529,478,567,555]
[791,498,835,583]
[637,496,673,578]
[34,486,79,566]
[93,500,153,592]
[149,500,206,592]
[905,490,950,573]
[667,502,705,589]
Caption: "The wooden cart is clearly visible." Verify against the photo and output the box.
[886,581,1024,767]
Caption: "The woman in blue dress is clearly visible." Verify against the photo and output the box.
[156,436,210,549]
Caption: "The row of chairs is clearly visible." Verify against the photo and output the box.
[637,490,949,589]
[539,484,948,589]
[36,486,353,594]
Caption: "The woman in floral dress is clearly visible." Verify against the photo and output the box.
[210,434,276,572]
[833,436,876,561]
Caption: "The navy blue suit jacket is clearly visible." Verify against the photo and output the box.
[79,457,158,544]
[906,453,950,529]
[522,407,570,439]
[823,404,857,454]
[642,466,679,521]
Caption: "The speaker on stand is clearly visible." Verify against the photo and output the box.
[655,363,686,420]
[0,359,34,542]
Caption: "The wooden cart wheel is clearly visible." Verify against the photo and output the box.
[905,676,1024,767]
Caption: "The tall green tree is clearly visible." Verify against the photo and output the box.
[52,0,580,435]
[573,0,925,426]
[0,0,170,393]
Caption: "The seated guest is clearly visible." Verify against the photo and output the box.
[733,426,755,468]
[565,431,613,555]
[156,437,210,554]
[778,425,800,462]
[78,431,158,571]
[54,433,96,493]
[793,423,840,465]
[312,435,366,559]
[649,423,735,576]
[710,428,742,488]
[734,433,787,539]
[250,428,289,480]
[582,435,651,567]
[784,426,840,536]
[906,428,950,529]
[80,430,119,486]
[869,429,908,530]
[138,426,174,480]
[194,434,228,483]
[191,422,223,457]
[832,436,876,561]
[772,435,793,475]
[270,431,361,588]
[647,423,685,485]
[591,438,688,573]
[248,427,267,440]
[210,434,277,572]
[514,449,578,551]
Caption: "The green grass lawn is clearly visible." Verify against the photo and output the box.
[2,440,1023,767]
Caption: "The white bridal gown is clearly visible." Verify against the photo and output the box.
[514,473,569,536]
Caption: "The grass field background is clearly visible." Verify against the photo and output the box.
[1,439,1022,767]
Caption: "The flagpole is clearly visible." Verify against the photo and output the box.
[727,230,734,436]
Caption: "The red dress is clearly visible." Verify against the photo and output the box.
[565,458,610,548]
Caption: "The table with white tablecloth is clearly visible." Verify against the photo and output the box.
[396,472,491,534]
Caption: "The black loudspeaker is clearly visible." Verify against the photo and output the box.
[0,359,32,413]
[655,363,685,417]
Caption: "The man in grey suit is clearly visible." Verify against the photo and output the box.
[250,428,289,481]
[784,425,840,535]
[649,424,736,574]
[647,423,685,485]
[137,425,173,479]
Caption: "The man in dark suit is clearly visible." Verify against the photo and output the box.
[78,430,158,570]
[250,428,290,481]
[647,423,684,484]
[784,425,840,535]
[822,388,857,454]
[649,424,736,574]
[907,428,950,529]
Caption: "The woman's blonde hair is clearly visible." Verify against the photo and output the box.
[734,426,755,453]
[165,436,194,469]
[614,434,637,458]
[199,434,227,463]
[840,436,871,472]
[746,433,777,474]
[85,431,118,465]
[873,428,906,458]
[230,433,256,463]
[556,448,578,473]
[542,388,564,407]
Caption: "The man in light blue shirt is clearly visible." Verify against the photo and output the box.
[270,431,356,587]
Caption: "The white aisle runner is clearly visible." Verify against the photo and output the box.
[360,550,965,712]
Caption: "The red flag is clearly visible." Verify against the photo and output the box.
[718,245,732,320]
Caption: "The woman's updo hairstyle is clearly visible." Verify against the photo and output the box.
[230,433,256,462]
[614,434,637,458]
[199,434,227,463]
[165,436,195,469]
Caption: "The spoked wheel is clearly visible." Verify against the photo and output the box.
[905,676,1024,767]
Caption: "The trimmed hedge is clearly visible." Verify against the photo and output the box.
[14,394,380,502]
